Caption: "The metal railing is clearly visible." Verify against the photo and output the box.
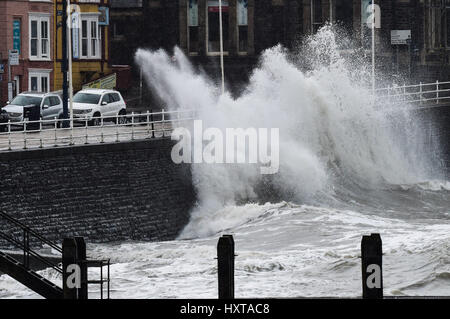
[0,109,197,152]
[0,211,112,299]
[85,259,111,299]
[375,80,450,106]
[0,210,63,274]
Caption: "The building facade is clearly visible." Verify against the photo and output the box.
[111,1,450,95]
[0,0,55,105]
[54,0,112,92]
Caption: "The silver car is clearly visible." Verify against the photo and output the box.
[2,92,64,124]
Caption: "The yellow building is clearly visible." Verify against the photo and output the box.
[54,1,111,92]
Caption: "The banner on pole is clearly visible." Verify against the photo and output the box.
[13,20,21,54]
[71,13,80,59]
[189,0,198,26]
[237,0,248,26]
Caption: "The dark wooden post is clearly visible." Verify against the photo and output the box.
[361,233,383,299]
[217,235,235,299]
[74,237,88,300]
[62,238,78,299]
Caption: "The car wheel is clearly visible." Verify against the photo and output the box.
[89,113,101,126]
[116,110,127,125]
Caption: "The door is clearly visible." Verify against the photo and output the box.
[14,76,20,97]
[109,93,121,116]
[41,96,52,120]
[100,93,112,117]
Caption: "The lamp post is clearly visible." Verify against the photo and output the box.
[371,0,375,95]
[219,0,225,95]
[62,1,69,127]
[67,0,74,130]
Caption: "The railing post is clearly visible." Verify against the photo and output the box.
[131,112,135,140]
[62,238,79,300]
[146,110,150,138]
[162,108,165,137]
[419,82,423,105]
[217,235,235,299]
[8,120,11,151]
[85,120,89,144]
[100,115,104,143]
[150,109,155,138]
[74,237,88,300]
[361,233,383,299]
[436,80,439,104]
[54,117,57,147]
[23,125,27,150]
[23,228,30,268]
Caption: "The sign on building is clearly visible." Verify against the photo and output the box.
[391,30,411,45]
[9,50,19,66]
[82,73,117,90]
[13,20,21,53]
[99,7,109,26]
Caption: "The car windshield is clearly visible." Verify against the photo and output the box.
[73,93,101,104]
[10,95,43,106]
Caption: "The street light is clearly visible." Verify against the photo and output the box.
[67,0,74,129]
[219,0,225,95]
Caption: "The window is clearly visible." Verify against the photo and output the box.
[334,0,353,34]
[101,94,111,104]
[207,0,229,54]
[28,71,50,93]
[112,20,125,39]
[29,15,50,60]
[446,0,450,48]
[80,16,101,59]
[311,0,322,33]
[42,97,51,107]
[110,93,121,102]
[50,96,60,106]
[188,0,199,54]
[237,0,248,53]
[73,93,101,104]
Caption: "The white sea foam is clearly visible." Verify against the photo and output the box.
[135,25,445,238]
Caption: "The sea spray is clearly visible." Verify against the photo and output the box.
[135,25,445,238]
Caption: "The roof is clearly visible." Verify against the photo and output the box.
[77,88,119,94]
[19,92,60,97]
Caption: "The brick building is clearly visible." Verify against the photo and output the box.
[110,0,450,95]
[0,0,55,105]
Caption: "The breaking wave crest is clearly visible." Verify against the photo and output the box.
[135,25,447,239]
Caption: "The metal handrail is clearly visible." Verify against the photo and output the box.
[375,80,450,106]
[0,211,62,253]
[0,211,63,273]
[0,109,198,152]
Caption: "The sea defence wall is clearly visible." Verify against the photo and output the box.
[0,105,448,248]
[0,139,196,246]
[415,105,450,177]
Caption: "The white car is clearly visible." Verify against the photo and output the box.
[2,92,64,123]
[72,89,127,125]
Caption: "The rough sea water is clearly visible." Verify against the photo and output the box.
[1,26,449,298]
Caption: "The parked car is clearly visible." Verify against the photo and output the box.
[0,109,9,132]
[2,92,64,125]
[72,89,127,126]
